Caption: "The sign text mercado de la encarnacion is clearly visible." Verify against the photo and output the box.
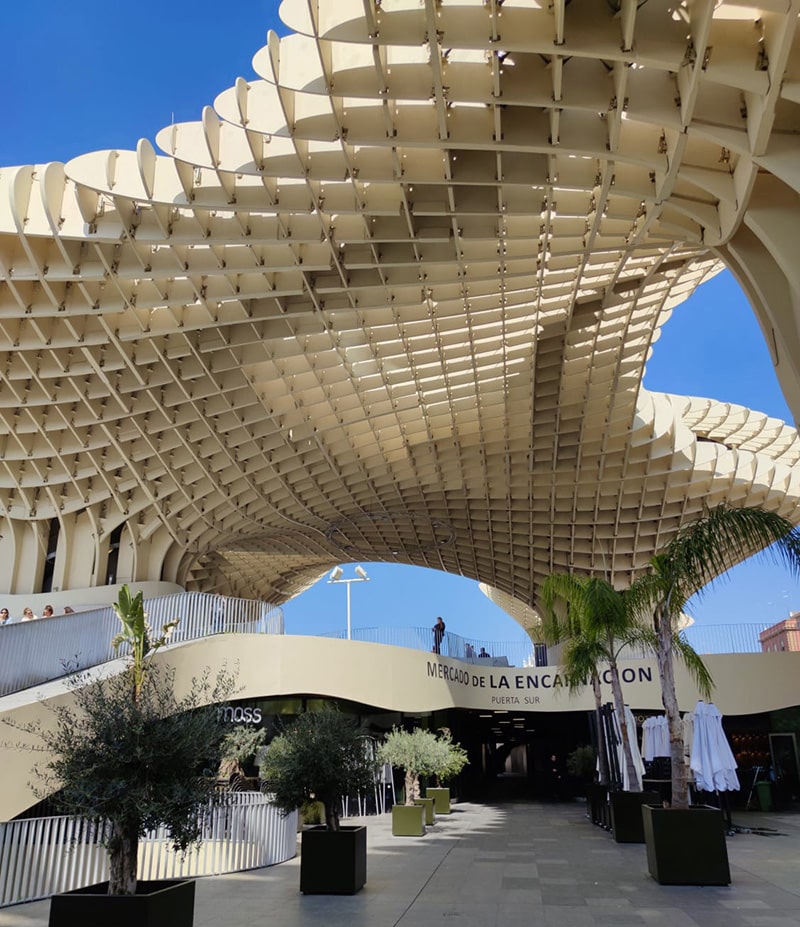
[427,658,654,706]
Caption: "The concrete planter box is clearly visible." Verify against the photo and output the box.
[300,825,367,894]
[414,797,436,825]
[610,790,661,843]
[49,879,195,927]
[392,804,426,836]
[642,804,731,885]
[426,787,451,814]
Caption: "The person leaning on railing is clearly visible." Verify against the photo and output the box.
[0,607,9,625]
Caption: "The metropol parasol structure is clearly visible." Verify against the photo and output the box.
[1,0,800,626]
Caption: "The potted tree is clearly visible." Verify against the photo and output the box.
[260,707,377,894]
[629,504,800,884]
[538,575,657,841]
[425,728,469,815]
[378,727,465,833]
[19,585,234,926]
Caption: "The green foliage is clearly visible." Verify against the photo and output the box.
[538,573,640,687]
[261,708,377,831]
[220,724,267,767]
[25,662,235,893]
[432,729,469,785]
[627,503,800,808]
[111,584,179,701]
[566,745,596,780]
[377,727,468,800]
[537,573,643,789]
[301,800,325,825]
[10,582,237,894]
[377,727,442,779]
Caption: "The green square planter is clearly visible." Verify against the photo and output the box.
[49,879,195,927]
[392,803,426,836]
[610,790,661,843]
[642,804,731,885]
[300,825,367,894]
[414,797,436,825]
[426,787,451,814]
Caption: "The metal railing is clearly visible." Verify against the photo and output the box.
[0,590,778,701]
[0,792,297,908]
[0,592,284,698]
[681,623,769,655]
[319,626,544,668]
[546,623,771,665]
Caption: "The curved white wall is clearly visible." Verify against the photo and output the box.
[2,634,798,820]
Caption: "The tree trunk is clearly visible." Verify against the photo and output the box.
[592,671,610,786]
[107,820,138,895]
[655,606,688,808]
[608,659,641,791]
[323,800,339,831]
[404,770,420,805]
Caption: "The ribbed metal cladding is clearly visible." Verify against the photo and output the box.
[0,793,297,908]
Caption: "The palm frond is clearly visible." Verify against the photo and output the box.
[666,504,800,603]
[559,636,608,693]
[673,633,714,699]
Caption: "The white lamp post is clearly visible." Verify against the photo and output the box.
[327,565,369,640]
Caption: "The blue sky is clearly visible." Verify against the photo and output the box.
[3,2,800,643]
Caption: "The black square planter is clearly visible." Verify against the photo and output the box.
[610,790,661,843]
[586,782,610,829]
[642,804,731,885]
[49,879,195,927]
[300,825,367,894]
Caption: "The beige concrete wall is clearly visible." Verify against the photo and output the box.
[2,635,798,821]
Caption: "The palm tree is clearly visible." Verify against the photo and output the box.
[628,503,800,809]
[538,574,641,791]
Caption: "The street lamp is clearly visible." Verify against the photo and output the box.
[327,565,370,640]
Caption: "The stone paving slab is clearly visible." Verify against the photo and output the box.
[1,801,799,927]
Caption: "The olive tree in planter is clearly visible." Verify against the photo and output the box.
[628,504,800,884]
[219,724,267,785]
[378,727,444,805]
[377,727,467,831]
[17,585,235,926]
[426,728,468,815]
[260,707,377,894]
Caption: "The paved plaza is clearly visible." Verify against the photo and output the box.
[2,800,799,927]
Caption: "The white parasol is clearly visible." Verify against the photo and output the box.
[642,715,669,761]
[689,700,740,793]
[612,705,645,791]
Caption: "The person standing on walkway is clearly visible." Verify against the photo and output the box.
[432,616,446,654]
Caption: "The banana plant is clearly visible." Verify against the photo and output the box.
[111,585,178,702]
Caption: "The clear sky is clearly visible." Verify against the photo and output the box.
[3,2,799,644]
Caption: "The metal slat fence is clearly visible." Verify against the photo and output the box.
[320,626,542,667]
[0,592,284,698]
[0,792,297,908]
